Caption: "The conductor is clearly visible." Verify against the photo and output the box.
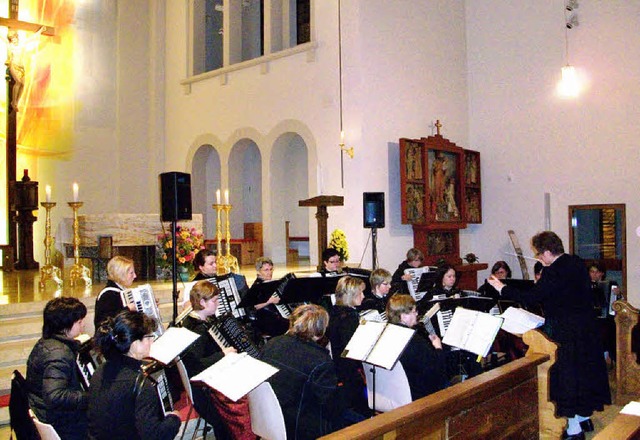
[488,231,610,440]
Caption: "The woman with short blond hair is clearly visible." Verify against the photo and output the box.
[94,256,137,330]
[261,304,337,439]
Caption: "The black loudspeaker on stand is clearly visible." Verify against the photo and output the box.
[363,192,385,270]
[160,172,193,324]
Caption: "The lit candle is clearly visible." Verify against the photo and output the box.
[72,182,79,202]
[224,189,229,205]
[216,189,221,205]
[340,130,345,144]
[45,185,51,203]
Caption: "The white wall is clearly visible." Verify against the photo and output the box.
[163,0,469,270]
[466,0,640,305]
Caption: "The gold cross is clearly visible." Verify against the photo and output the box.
[435,119,442,136]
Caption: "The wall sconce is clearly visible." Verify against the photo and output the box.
[337,0,354,188]
[339,131,354,159]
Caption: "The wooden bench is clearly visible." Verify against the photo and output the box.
[320,330,557,439]
[614,299,640,404]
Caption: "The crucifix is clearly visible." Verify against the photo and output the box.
[0,0,54,263]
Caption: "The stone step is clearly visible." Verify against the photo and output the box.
[0,338,40,366]
[0,365,25,397]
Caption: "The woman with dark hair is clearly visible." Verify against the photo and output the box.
[192,249,217,280]
[327,276,368,422]
[386,294,448,400]
[26,297,88,440]
[261,304,338,439]
[94,256,137,330]
[88,311,181,440]
[181,280,254,440]
[489,231,611,439]
[427,264,461,300]
[478,261,512,299]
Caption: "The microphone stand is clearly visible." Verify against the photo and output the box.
[171,220,178,325]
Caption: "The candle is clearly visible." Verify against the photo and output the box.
[216,189,221,205]
[340,130,345,144]
[45,185,51,203]
[72,182,79,202]
[224,189,229,205]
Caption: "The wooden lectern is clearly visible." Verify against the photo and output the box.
[299,195,344,270]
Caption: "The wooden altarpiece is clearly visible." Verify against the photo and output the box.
[399,129,483,274]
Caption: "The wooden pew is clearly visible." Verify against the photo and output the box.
[320,331,556,440]
[614,299,640,404]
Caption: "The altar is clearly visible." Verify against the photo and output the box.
[55,213,203,280]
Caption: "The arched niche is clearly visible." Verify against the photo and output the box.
[269,132,309,263]
[191,144,221,239]
[229,139,262,239]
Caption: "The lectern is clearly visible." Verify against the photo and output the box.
[299,195,344,271]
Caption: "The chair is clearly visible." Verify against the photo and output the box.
[247,382,287,440]
[29,409,61,440]
[175,359,209,440]
[9,370,39,440]
[363,361,412,412]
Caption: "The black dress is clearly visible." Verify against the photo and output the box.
[261,334,338,439]
[327,305,368,417]
[398,326,449,400]
[502,254,611,417]
[391,261,412,294]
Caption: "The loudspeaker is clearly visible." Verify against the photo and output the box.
[363,192,385,229]
[160,172,192,222]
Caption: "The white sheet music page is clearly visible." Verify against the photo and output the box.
[365,324,415,370]
[149,327,200,365]
[191,352,279,402]
[442,308,503,357]
[342,321,386,361]
[499,307,544,335]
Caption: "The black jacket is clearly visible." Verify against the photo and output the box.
[261,334,337,440]
[502,254,611,417]
[94,280,126,330]
[26,335,88,440]
[87,353,180,440]
[391,261,412,294]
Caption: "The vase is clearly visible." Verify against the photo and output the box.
[177,265,190,282]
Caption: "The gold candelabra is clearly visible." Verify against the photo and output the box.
[39,202,63,289]
[67,202,92,287]
[213,202,239,274]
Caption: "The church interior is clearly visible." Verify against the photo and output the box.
[1,0,639,438]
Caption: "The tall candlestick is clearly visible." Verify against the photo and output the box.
[224,189,229,205]
[216,189,221,205]
[72,182,79,202]
[340,130,345,144]
[45,185,51,203]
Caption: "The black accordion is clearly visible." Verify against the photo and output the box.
[207,314,260,358]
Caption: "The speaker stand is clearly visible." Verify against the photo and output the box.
[371,227,378,270]
[170,220,179,324]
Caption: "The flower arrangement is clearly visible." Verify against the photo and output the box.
[157,226,205,274]
[329,229,349,262]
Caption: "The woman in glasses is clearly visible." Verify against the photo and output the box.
[88,311,180,440]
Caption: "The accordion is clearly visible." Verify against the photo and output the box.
[207,314,260,358]
[140,361,174,416]
[76,337,104,390]
[122,284,164,337]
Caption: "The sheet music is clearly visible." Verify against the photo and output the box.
[499,307,544,335]
[442,307,503,357]
[342,321,415,370]
[404,267,429,300]
[149,327,199,365]
[191,352,279,402]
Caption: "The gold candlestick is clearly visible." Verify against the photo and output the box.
[39,202,63,289]
[67,202,92,287]
[212,202,238,274]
